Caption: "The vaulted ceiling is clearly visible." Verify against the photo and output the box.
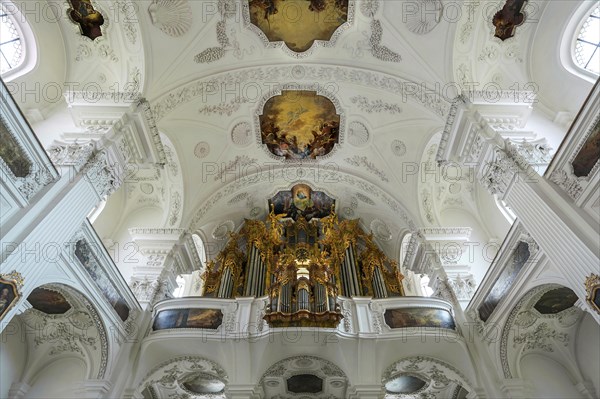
[9,0,593,259]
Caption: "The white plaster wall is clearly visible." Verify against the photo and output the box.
[575,312,600,397]
[25,357,86,398]
[0,318,26,399]
[520,354,582,399]
[439,208,496,285]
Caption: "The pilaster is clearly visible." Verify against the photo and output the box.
[7,382,30,398]
[73,380,112,399]
[500,379,534,398]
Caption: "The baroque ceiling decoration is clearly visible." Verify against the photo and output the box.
[499,284,584,380]
[135,356,228,399]
[347,121,369,147]
[245,0,352,54]
[67,0,105,40]
[258,89,341,160]
[382,356,475,399]
[188,166,418,236]
[148,0,193,37]
[259,356,348,398]
[20,284,109,380]
[492,0,528,41]
[151,65,451,121]
[402,0,443,35]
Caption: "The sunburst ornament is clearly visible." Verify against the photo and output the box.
[148,0,193,37]
[403,0,443,35]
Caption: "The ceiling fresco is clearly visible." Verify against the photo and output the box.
[259,90,340,160]
[27,287,72,314]
[248,0,349,52]
[269,183,335,221]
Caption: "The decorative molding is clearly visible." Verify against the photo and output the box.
[194,142,210,159]
[500,284,564,378]
[403,0,443,35]
[355,192,375,206]
[360,0,379,17]
[0,270,24,291]
[47,142,95,171]
[152,66,451,121]
[259,356,346,383]
[227,192,249,205]
[136,356,228,398]
[513,322,568,352]
[347,121,369,147]
[479,149,518,197]
[350,95,402,114]
[168,191,182,226]
[212,220,235,240]
[214,155,258,181]
[148,0,192,37]
[344,155,389,182]
[84,150,122,199]
[199,96,249,116]
[367,19,402,63]
[370,219,392,241]
[382,356,474,399]
[20,284,109,379]
[231,122,253,147]
[391,140,406,157]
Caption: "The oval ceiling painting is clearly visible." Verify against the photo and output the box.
[248,0,349,52]
[180,372,226,394]
[259,90,340,160]
[385,375,427,394]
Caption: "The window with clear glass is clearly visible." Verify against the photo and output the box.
[0,7,23,74]
[574,5,600,75]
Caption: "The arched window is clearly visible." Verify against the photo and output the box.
[0,1,36,80]
[0,5,22,74]
[172,275,186,298]
[192,233,207,266]
[573,5,600,75]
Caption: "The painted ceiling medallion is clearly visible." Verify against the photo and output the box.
[259,90,340,160]
[67,0,105,40]
[247,0,350,53]
[403,0,442,35]
[148,0,193,37]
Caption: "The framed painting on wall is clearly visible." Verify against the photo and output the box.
[0,272,23,321]
[585,274,600,315]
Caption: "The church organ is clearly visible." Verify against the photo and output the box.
[202,203,405,328]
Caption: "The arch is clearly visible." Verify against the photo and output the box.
[520,354,583,399]
[0,0,37,80]
[499,283,585,381]
[560,2,600,83]
[134,356,228,398]
[188,165,419,235]
[382,356,476,399]
[192,233,208,265]
[17,283,110,385]
[258,356,349,398]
